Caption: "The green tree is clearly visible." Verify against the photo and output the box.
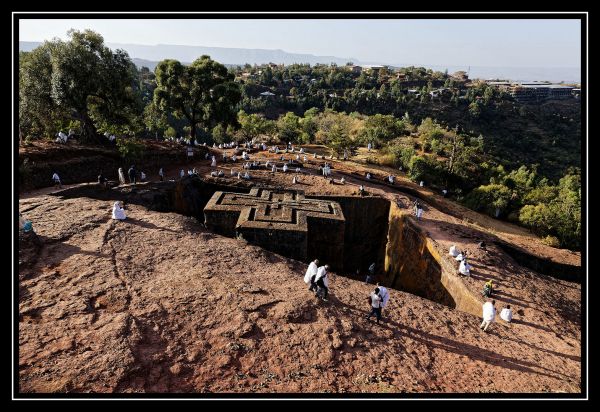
[153,55,241,142]
[277,112,302,143]
[463,184,513,217]
[20,29,141,141]
[237,110,268,142]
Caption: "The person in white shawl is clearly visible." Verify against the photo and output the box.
[449,245,459,257]
[500,305,513,322]
[314,265,330,301]
[211,156,217,167]
[282,164,289,173]
[304,259,319,292]
[480,300,496,332]
[455,251,465,262]
[459,259,472,276]
[111,201,126,220]
[118,168,126,185]
[376,283,390,309]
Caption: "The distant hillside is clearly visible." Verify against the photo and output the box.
[19,41,361,67]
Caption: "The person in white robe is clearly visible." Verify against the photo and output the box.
[282,164,289,173]
[180,169,185,179]
[480,300,496,332]
[292,175,298,184]
[211,156,217,167]
[449,245,459,257]
[118,168,126,185]
[376,283,390,309]
[304,259,319,291]
[455,252,464,262]
[416,207,423,220]
[340,177,345,184]
[314,265,330,300]
[52,172,62,188]
[459,260,471,276]
[111,201,126,220]
[272,165,277,173]
[500,305,513,322]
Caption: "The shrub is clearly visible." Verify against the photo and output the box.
[116,137,145,160]
[541,235,561,248]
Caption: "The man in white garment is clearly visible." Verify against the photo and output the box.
[416,207,423,221]
[366,287,383,324]
[52,172,62,188]
[304,259,319,292]
[159,168,165,181]
[449,245,459,258]
[500,305,513,322]
[118,168,126,185]
[211,156,217,167]
[459,259,472,276]
[480,300,496,332]
[283,164,288,173]
[314,265,330,301]
[111,201,127,220]
[376,283,390,313]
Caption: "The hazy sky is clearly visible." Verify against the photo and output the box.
[18,18,582,68]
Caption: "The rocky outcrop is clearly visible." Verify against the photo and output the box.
[18,192,582,393]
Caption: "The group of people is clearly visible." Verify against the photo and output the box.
[303,260,390,325]
[449,244,472,277]
[480,299,513,332]
[304,260,331,301]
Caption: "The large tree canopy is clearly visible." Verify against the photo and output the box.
[19,29,141,141]
[153,55,241,141]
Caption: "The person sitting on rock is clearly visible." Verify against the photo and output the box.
[304,259,319,292]
[217,170,224,177]
[111,201,126,220]
[340,177,345,185]
[243,172,251,180]
[366,287,383,324]
[282,164,289,173]
[210,170,218,177]
[455,250,467,262]
[480,300,496,332]
[358,185,365,196]
[366,172,372,180]
[292,175,298,184]
[98,171,108,188]
[478,241,488,252]
[449,244,459,258]
[271,164,277,173]
[483,280,494,298]
[500,305,513,322]
[459,259,472,277]
[314,264,330,301]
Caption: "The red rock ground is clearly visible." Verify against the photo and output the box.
[17,145,582,394]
